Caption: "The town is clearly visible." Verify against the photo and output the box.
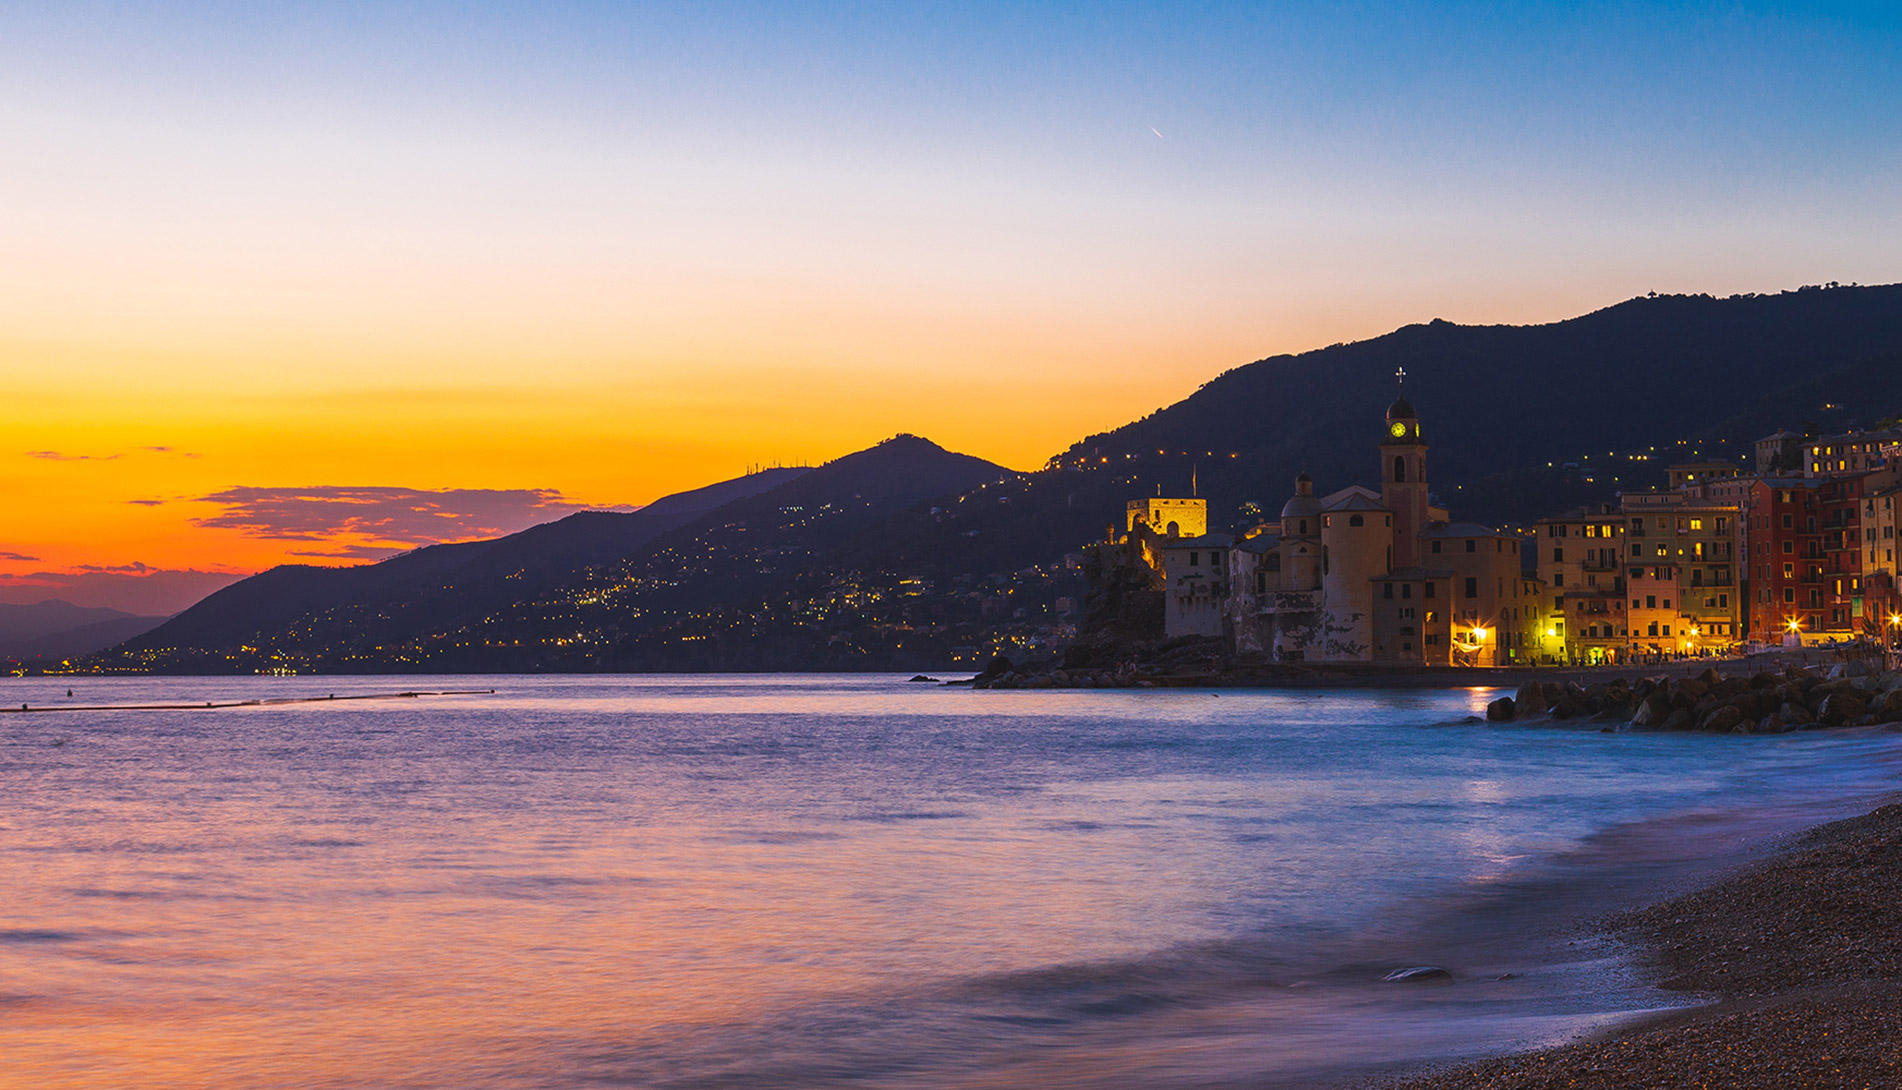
[1101,376,1901,667]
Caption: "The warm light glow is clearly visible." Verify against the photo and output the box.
[1787,618,1803,631]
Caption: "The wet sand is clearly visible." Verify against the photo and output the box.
[1377,803,1902,1089]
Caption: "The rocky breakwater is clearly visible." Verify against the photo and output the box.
[1484,662,1902,734]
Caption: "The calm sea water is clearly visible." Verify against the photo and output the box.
[3,674,1900,1089]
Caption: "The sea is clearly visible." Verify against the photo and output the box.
[3,674,1900,1090]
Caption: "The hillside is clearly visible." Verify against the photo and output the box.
[96,437,1011,673]
[846,285,1902,585]
[0,601,169,663]
[75,283,1902,675]
[99,466,809,670]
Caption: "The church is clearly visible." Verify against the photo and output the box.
[1125,391,1537,666]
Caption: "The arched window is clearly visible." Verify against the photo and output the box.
[1393,456,1406,482]
[1348,514,1364,527]
[1256,571,1267,593]
[1266,553,1281,572]
[1299,519,1308,535]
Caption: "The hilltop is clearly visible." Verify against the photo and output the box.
[72,283,1902,674]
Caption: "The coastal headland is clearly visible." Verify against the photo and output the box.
[1376,801,1902,1090]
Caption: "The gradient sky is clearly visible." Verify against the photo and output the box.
[4,2,1899,612]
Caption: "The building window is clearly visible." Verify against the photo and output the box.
[1465,540,1476,553]
[1402,584,1413,599]
[1431,540,1442,554]
[1553,547,1564,563]
[1349,514,1364,527]
[1464,577,1478,598]
[1188,552,1199,566]
[1384,583,1394,599]
[1394,456,1406,482]
[1266,553,1280,572]
[1424,583,1436,598]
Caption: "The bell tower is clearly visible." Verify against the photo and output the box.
[1380,368,1428,569]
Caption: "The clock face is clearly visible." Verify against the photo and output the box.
[1389,422,1407,438]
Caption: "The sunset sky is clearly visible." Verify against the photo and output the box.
[5,2,1899,614]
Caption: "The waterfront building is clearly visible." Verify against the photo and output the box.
[1627,562,1684,653]
[1213,394,1527,664]
[1160,534,1232,637]
[1621,492,1741,651]
[1532,506,1627,663]
[1745,478,1830,644]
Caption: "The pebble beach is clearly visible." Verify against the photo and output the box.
[1379,802,1902,1090]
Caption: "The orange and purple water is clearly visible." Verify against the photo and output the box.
[3,675,1898,1088]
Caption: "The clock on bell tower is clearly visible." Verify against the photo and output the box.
[1380,370,1428,568]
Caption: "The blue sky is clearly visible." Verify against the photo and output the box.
[2,2,1899,588]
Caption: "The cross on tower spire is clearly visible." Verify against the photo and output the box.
[1395,365,1407,392]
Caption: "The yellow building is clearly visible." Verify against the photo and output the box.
[1621,493,1741,651]
[1126,497,1208,538]
[1533,506,1629,664]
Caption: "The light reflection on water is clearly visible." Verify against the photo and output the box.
[1,674,1899,1089]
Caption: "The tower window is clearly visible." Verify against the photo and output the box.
[1394,456,1406,482]
[1349,514,1364,527]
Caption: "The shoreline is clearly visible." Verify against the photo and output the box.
[1367,800,1902,1089]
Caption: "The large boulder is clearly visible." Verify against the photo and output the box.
[1486,696,1517,722]
[1780,700,1815,726]
[1817,692,1868,726]
[1667,676,1710,708]
[1697,705,1746,733]
[1756,714,1787,735]
[1874,689,1902,722]
[1631,695,1673,728]
[1514,681,1548,716]
[1660,708,1696,732]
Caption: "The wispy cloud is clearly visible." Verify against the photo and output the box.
[26,448,199,462]
[0,551,40,562]
[191,485,629,548]
[126,499,166,507]
[288,544,409,561]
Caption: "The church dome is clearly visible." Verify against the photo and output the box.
[1386,396,1417,421]
[1280,473,1322,523]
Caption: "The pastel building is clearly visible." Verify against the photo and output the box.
[1154,394,1533,665]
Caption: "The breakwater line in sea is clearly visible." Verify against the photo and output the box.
[0,689,495,713]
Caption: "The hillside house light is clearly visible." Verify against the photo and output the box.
[1472,628,1488,642]
[1787,618,1803,632]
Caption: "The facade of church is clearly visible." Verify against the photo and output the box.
[1143,397,1538,666]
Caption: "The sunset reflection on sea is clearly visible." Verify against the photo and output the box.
[3,675,1898,1089]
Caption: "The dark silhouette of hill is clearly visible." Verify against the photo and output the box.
[847,285,1902,585]
[113,466,809,662]
[0,601,169,662]
[75,283,1902,674]
[96,437,1005,672]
